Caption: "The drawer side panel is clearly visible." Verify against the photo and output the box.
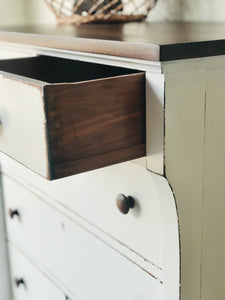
[44,73,146,179]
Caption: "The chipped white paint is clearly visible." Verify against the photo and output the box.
[152,174,180,300]
[2,159,163,271]
[0,74,48,178]
[1,155,179,300]
[4,42,225,300]
[4,172,164,300]
[164,68,206,300]
[163,56,225,300]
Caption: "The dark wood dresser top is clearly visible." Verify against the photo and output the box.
[1,22,225,61]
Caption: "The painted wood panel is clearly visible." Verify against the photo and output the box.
[0,74,48,177]
[0,172,11,300]
[4,176,163,300]
[201,68,225,300]
[1,157,179,300]
[146,72,165,175]
[8,244,67,300]
[164,69,207,300]
[164,57,225,300]
[2,163,164,270]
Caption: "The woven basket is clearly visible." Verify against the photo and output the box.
[45,0,157,24]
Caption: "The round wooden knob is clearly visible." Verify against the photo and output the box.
[116,194,135,214]
[15,278,25,287]
[9,209,19,219]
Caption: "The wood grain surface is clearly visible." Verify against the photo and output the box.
[45,73,145,179]
[1,22,225,61]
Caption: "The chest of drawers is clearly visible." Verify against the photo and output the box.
[0,22,224,300]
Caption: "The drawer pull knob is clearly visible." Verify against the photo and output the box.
[9,209,19,219]
[116,194,135,214]
[15,278,25,287]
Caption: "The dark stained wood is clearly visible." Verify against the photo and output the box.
[8,209,20,219]
[53,144,145,179]
[15,278,25,288]
[45,72,146,179]
[0,55,140,83]
[0,55,145,180]
[2,22,225,61]
[116,194,135,214]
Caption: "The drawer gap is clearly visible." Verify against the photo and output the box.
[0,55,141,84]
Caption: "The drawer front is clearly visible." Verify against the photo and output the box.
[0,56,145,179]
[8,244,66,300]
[0,73,48,177]
[4,176,163,300]
[2,162,163,269]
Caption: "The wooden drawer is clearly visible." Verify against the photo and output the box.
[0,56,145,179]
[4,177,163,300]
[8,244,66,300]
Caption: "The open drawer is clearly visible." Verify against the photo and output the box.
[0,56,145,179]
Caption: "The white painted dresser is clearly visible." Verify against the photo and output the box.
[0,22,224,300]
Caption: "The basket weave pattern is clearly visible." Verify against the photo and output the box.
[45,0,157,24]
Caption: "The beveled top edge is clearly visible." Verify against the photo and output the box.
[1,22,225,61]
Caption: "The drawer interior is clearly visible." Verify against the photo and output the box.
[0,55,140,83]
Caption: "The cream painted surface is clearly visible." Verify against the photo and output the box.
[0,173,11,300]
[8,244,66,300]
[152,173,179,300]
[2,169,162,279]
[146,72,165,175]
[201,68,225,300]
[164,69,206,300]
[2,160,164,269]
[163,57,225,300]
[1,39,224,300]
[1,156,179,299]
[0,48,35,60]
[0,75,48,178]
[4,176,164,300]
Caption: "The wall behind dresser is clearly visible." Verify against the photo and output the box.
[0,0,225,26]
[149,0,225,21]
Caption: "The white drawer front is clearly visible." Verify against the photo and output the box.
[4,175,163,300]
[0,74,48,177]
[2,161,164,269]
[8,244,66,300]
